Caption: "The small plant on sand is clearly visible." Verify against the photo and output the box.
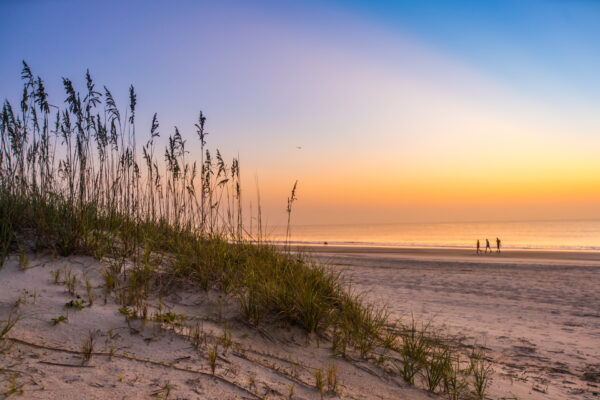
[65,299,85,310]
[1,312,19,339]
[208,345,217,375]
[64,268,78,296]
[469,347,493,399]
[14,292,26,308]
[190,323,205,350]
[247,373,256,391]
[314,368,324,398]
[18,247,29,270]
[423,344,451,392]
[331,325,349,358]
[443,354,469,400]
[236,272,264,326]
[85,277,95,306]
[103,266,117,292]
[154,312,185,328]
[287,383,295,400]
[51,269,61,284]
[220,322,232,353]
[51,315,68,325]
[119,306,133,320]
[81,331,95,364]
[396,319,429,385]
[0,374,24,397]
[327,362,338,393]
[151,381,173,399]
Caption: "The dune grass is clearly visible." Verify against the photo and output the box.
[0,62,493,398]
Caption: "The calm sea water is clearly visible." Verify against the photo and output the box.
[267,220,600,251]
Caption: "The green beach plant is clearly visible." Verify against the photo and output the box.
[423,343,451,392]
[314,368,324,398]
[396,319,429,385]
[51,315,68,325]
[327,362,338,393]
[65,299,85,310]
[81,330,95,364]
[469,347,493,399]
[208,345,217,375]
[443,354,469,400]
[85,277,95,306]
[1,312,19,339]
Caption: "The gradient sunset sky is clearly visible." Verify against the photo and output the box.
[1,0,599,225]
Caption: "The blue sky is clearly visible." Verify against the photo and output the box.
[1,0,599,224]
[338,0,600,100]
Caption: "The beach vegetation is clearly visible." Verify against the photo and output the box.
[51,315,67,325]
[0,374,24,398]
[80,330,95,364]
[65,299,85,310]
[189,322,205,350]
[208,345,217,375]
[51,269,60,283]
[395,319,429,385]
[443,354,469,400]
[0,312,19,339]
[423,343,451,392]
[327,362,338,393]
[85,276,94,306]
[18,247,29,270]
[0,62,496,397]
[0,62,398,356]
[314,368,324,398]
[469,347,493,399]
[118,306,133,320]
[63,268,78,296]
[220,321,232,353]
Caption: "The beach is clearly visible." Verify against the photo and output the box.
[0,253,436,400]
[303,245,600,399]
[1,247,599,399]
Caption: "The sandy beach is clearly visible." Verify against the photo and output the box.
[0,253,433,400]
[2,248,598,399]
[303,245,600,399]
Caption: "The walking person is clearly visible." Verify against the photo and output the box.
[485,238,491,253]
[476,239,480,255]
[496,237,501,253]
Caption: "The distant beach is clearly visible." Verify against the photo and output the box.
[301,245,600,399]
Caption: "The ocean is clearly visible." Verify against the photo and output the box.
[266,219,600,251]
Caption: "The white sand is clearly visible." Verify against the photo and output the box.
[304,246,600,399]
[0,253,431,400]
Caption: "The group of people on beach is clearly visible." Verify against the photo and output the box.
[476,237,501,254]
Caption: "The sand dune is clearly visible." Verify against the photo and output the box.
[0,254,430,400]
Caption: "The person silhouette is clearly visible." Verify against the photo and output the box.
[496,237,501,253]
[476,239,480,254]
[485,238,491,253]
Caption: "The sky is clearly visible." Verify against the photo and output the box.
[1,0,599,225]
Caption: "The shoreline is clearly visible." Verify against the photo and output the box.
[282,243,600,266]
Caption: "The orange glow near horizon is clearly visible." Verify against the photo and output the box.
[247,144,600,224]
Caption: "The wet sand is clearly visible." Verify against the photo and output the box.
[303,245,600,399]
